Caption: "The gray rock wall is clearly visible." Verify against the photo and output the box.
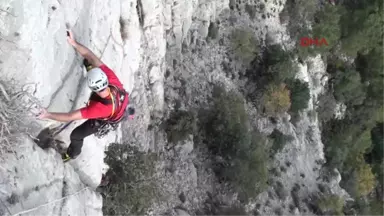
[0,0,349,215]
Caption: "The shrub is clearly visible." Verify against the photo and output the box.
[311,4,342,53]
[217,204,247,215]
[355,48,384,104]
[286,79,310,113]
[230,28,259,65]
[269,129,294,157]
[341,152,376,198]
[368,123,383,164]
[165,110,196,143]
[102,144,159,215]
[274,181,288,200]
[353,197,384,216]
[0,80,40,154]
[333,69,366,106]
[339,1,383,56]
[317,194,344,215]
[206,87,249,155]
[316,92,338,122]
[355,161,376,197]
[204,86,268,200]
[356,47,384,82]
[207,22,219,40]
[264,44,297,82]
[281,0,317,41]
[245,4,256,19]
[263,83,291,116]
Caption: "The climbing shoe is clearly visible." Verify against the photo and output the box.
[61,153,71,162]
[83,59,93,71]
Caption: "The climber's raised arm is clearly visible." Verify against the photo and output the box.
[38,108,83,122]
[67,30,103,68]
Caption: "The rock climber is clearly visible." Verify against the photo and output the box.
[38,30,134,162]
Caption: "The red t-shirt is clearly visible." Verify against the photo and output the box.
[80,64,124,119]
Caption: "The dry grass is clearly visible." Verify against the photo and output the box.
[0,80,42,154]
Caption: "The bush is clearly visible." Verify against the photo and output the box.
[206,87,249,155]
[353,197,384,216]
[286,79,310,113]
[102,144,159,215]
[357,48,384,81]
[243,44,297,99]
[316,92,338,122]
[339,1,383,56]
[263,83,291,116]
[355,161,376,197]
[245,4,256,19]
[355,48,384,104]
[333,69,366,106]
[264,44,297,82]
[269,129,294,157]
[165,110,196,144]
[311,4,342,53]
[0,80,40,154]
[217,204,247,215]
[317,194,344,215]
[207,22,219,40]
[367,123,384,188]
[368,123,383,164]
[281,0,317,40]
[204,86,269,200]
[274,181,288,200]
[230,28,259,65]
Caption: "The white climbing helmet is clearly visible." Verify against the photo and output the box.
[87,67,109,92]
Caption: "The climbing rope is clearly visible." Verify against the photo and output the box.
[8,187,90,216]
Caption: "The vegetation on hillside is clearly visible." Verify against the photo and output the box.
[283,0,384,214]
[230,0,383,213]
[102,144,160,215]
[102,0,383,213]
[201,85,269,201]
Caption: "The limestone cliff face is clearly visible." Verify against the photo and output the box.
[0,0,141,215]
[0,0,348,215]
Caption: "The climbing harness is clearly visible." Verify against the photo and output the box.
[93,120,119,138]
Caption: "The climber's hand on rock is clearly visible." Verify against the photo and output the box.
[66,30,77,46]
[37,108,50,119]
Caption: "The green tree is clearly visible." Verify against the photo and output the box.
[230,28,259,65]
[317,194,345,215]
[204,86,269,200]
[353,155,376,197]
[263,83,291,116]
[311,4,342,53]
[281,0,318,41]
[268,129,294,157]
[102,144,159,215]
[207,22,219,40]
[333,69,366,106]
[369,123,384,164]
[356,47,384,104]
[286,79,310,113]
[165,110,196,143]
[357,48,384,81]
[339,0,384,56]
[265,44,297,82]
